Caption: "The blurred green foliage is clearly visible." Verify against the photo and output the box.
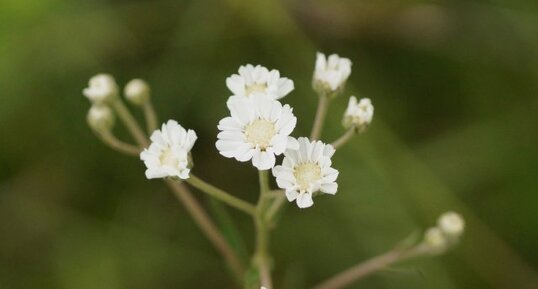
[1,0,537,288]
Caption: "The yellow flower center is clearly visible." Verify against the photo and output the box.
[244,119,276,150]
[245,83,267,95]
[293,162,322,191]
[159,148,179,167]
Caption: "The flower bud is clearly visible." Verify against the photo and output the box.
[313,52,352,97]
[423,227,448,255]
[83,74,119,104]
[342,96,374,132]
[87,105,115,133]
[124,79,150,105]
[438,211,465,240]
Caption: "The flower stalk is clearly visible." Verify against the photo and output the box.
[254,170,273,289]
[331,128,355,149]
[310,95,330,140]
[187,175,256,216]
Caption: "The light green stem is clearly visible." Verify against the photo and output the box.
[331,128,356,149]
[310,95,330,140]
[254,170,273,289]
[187,175,256,216]
[142,101,159,134]
[111,98,148,146]
[97,130,141,156]
[265,194,286,223]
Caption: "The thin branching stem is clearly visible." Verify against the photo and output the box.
[97,130,141,156]
[254,170,273,289]
[142,101,159,134]
[310,95,330,140]
[111,98,148,146]
[331,128,356,149]
[187,174,256,215]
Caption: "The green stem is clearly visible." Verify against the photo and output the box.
[187,175,256,216]
[331,128,356,149]
[111,98,148,146]
[254,170,273,289]
[97,130,141,156]
[142,101,159,134]
[265,194,286,223]
[310,95,330,140]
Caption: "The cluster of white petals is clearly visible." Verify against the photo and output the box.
[343,96,374,130]
[140,120,197,179]
[216,94,298,170]
[226,64,294,100]
[272,137,339,208]
[314,52,352,92]
[83,74,118,104]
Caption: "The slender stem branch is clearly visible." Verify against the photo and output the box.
[254,170,273,289]
[311,246,421,289]
[142,101,159,134]
[111,98,148,146]
[331,128,356,149]
[165,180,245,280]
[266,194,286,223]
[97,130,141,156]
[310,95,330,140]
[186,175,256,216]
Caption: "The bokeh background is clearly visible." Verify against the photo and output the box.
[1,0,537,288]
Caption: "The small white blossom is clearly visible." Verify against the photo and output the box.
[313,52,352,94]
[87,105,114,132]
[83,74,118,104]
[216,94,298,170]
[140,120,197,179]
[272,137,339,208]
[343,96,374,131]
[423,227,448,254]
[226,64,294,100]
[124,79,150,105]
[438,211,465,239]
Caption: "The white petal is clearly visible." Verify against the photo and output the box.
[285,190,299,202]
[320,183,338,195]
[270,134,288,155]
[296,192,314,208]
[252,150,276,170]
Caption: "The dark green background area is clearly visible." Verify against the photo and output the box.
[1,0,537,288]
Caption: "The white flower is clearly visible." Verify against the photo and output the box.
[272,137,339,208]
[140,120,197,179]
[313,52,352,93]
[438,211,465,239]
[83,74,118,104]
[343,96,374,131]
[423,227,448,254]
[216,94,297,170]
[87,105,114,132]
[124,79,150,105]
[226,64,294,100]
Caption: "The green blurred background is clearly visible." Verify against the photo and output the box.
[1,0,537,288]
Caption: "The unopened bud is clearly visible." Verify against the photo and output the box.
[438,211,465,240]
[87,105,115,132]
[83,74,118,104]
[313,52,352,97]
[342,96,374,132]
[124,79,150,105]
[423,227,448,255]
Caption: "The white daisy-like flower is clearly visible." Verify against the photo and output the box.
[140,120,197,179]
[272,137,339,208]
[226,64,294,100]
[216,94,298,170]
[313,52,352,93]
[83,74,119,104]
[343,96,374,131]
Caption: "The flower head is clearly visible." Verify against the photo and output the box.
[216,95,298,170]
[272,137,339,208]
[313,52,352,95]
[87,105,115,132]
[343,96,374,132]
[140,120,197,179]
[124,79,150,105]
[83,74,118,104]
[226,64,294,100]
